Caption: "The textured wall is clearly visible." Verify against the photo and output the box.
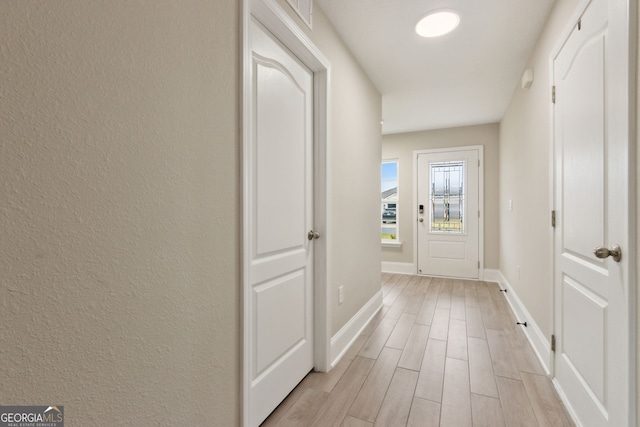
[381,124,500,270]
[0,1,240,425]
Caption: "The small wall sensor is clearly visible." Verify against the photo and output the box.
[521,68,534,89]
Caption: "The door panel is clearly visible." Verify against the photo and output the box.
[429,241,466,260]
[417,149,480,279]
[560,28,605,263]
[561,275,606,401]
[248,18,314,427]
[255,61,306,255]
[254,271,307,374]
[553,0,632,424]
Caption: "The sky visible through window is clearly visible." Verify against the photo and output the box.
[381,162,398,192]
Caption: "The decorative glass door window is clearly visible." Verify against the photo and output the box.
[429,160,465,233]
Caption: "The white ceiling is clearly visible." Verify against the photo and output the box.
[315,0,556,134]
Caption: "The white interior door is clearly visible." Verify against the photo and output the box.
[416,148,481,279]
[552,0,633,425]
[246,18,315,427]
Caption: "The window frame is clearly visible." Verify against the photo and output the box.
[381,159,401,247]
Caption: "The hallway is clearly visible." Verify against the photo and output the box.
[262,274,574,426]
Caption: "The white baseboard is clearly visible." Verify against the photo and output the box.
[490,271,552,374]
[381,261,415,275]
[330,289,383,367]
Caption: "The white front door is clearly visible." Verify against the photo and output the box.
[246,18,315,427]
[552,0,634,425]
[416,148,481,279]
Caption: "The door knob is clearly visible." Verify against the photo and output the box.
[307,230,320,240]
[593,244,621,262]
[419,218,424,222]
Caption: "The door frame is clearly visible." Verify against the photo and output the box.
[548,0,636,424]
[413,145,485,279]
[241,0,332,424]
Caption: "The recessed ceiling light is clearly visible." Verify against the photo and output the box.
[415,10,460,38]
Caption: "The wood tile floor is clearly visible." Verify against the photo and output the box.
[262,274,575,427]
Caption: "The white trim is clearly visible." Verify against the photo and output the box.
[241,2,251,424]
[242,0,332,424]
[609,2,637,426]
[491,270,552,374]
[381,261,415,275]
[329,290,383,367]
[413,145,485,280]
[381,240,403,248]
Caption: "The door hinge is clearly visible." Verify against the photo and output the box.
[552,86,556,104]
[551,334,556,352]
[551,210,556,228]
[478,210,480,218]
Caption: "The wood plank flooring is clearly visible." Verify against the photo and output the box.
[261,274,574,427]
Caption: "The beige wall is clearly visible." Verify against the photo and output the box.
[499,0,580,339]
[637,91,639,427]
[277,3,383,334]
[313,9,382,334]
[381,124,500,270]
[637,4,640,424]
[0,0,241,425]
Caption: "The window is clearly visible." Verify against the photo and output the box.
[381,161,399,242]
[429,160,465,233]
